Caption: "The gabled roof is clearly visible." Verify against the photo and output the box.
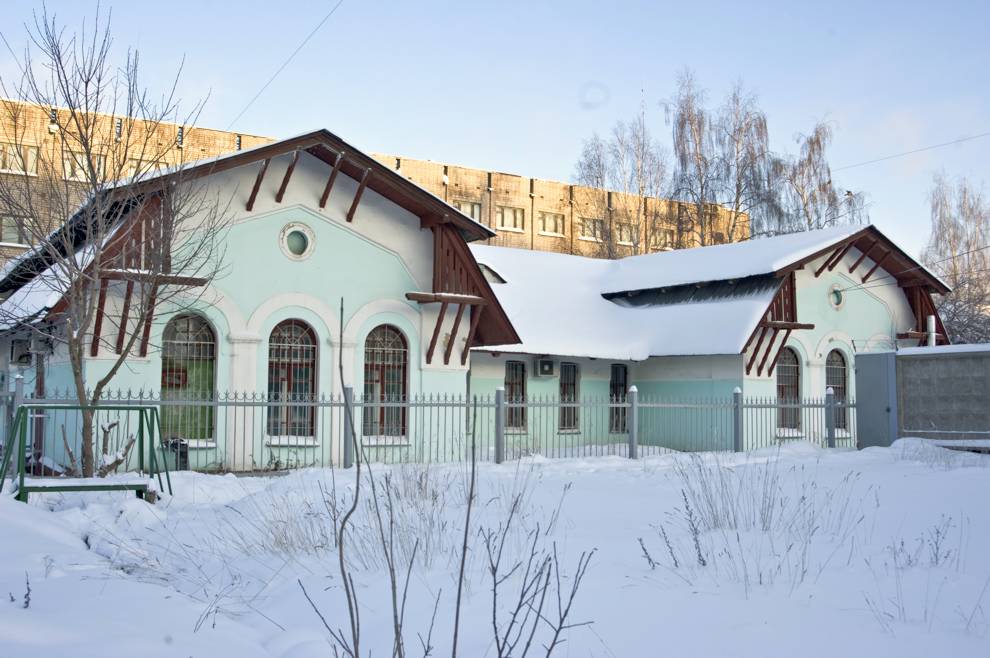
[470,224,948,361]
[0,129,496,297]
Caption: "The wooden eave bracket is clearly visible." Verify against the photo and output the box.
[346,168,372,222]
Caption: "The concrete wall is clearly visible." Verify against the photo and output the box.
[896,345,990,441]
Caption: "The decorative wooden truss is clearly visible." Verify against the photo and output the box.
[406,222,516,365]
[86,194,208,358]
[742,227,953,374]
[896,284,949,345]
[743,272,815,376]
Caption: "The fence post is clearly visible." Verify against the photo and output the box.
[494,387,505,464]
[825,386,836,448]
[343,386,354,469]
[732,387,743,452]
[627,385,638,459]
[13,374,24,417]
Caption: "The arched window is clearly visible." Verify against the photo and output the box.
[776,347,801,430]
[363,325,408,436]
[161,314,216,443]
[826,350,848,429]
[267,319,317,436]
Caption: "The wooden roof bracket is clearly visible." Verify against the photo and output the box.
[346,168,372,222]
[319,150,345,209]
[461,305,484,365]
[425,301,449,364]
[274,150,300,203]
[757,327,781,377]
[138,283,159,357]
[848,238,878,274]
[443,303,467,365]
[861,249,891,283]
[246,158,271,211]
[766,329,793,377]
[115,281,134,354]
[745,324,770,375]
[90,278,109,357]
[826,240,856,272]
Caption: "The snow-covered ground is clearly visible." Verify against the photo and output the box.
[2,439,990,657]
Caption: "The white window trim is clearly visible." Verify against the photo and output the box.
[578,235,602,243]
[538,230,565,238]
[497,226,525,234]
[265,436,320,447]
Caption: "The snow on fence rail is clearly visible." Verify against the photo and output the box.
[1,386,856,474]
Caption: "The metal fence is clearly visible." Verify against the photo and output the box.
[0,381,857,476]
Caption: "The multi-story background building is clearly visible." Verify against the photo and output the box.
[0,99,746,266]
[372,153,749,257]
[0,100,273,262]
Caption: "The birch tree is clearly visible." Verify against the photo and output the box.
[574,109,669,257]
[0,8,228,476]
[922,173,990,343]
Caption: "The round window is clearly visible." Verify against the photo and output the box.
[279,223,314,260]
[286,230,309,256]
[829,284,844,309]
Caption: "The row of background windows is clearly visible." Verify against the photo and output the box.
[160,314,410,440]
[0,140,172,180]
[453,198,679,249]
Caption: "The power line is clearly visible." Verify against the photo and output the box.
[225,0,345,131]
[833,131,990,172]
[839,243,990,294]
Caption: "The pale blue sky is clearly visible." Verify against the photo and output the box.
[4,0,989,256]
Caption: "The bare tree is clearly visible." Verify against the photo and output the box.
[769,122,867,236]
[665,70,720,247]
[714,82,777,242]
[922,173,990,343]
[574,106,669,257]
[0,8,227,476]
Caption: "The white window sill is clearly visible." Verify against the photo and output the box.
[0,170,37,177]
[558,429,580,435]
[617,241,634,247]
[776,429,804,439]
[578,236,602,243]
[362,435,410,447]
[0,242,30,249]
[186,439,217,450]
[539,231,565,238]
[506,428,528,435]
[497,226,525,234]
[265,436,319,447]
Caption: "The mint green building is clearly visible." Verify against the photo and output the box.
[468,225,949,451]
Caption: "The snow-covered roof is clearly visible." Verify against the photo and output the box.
[470,225,926,361]
[604,225,863,294]
[469,245,779,360]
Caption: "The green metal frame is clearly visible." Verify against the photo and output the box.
[0,404,172,503]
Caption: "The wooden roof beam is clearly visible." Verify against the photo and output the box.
[826,240,857,272]
[89,278,109,357]
[745,325,769,375]
[814,244,845,277]
[425,301,449,364]
[461,305,484,365]
[346,168,372,222]
[274,150,300,203]
[245,158,271,211]
[766,329,793,377]
[761,320,815,331]
[848,238,878,274]
[443,303,467,365]
[406,291,487,305]
[757,327,781,377]
[115,281,134,354]
[139,284,159,357]
[319,150,345,209]
[861,249,891,283]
